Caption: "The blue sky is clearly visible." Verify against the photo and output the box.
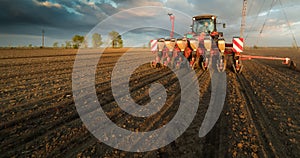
[0,0,299,47]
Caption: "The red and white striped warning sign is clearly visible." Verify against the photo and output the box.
[232,37,244,53]
[150,40,158,51]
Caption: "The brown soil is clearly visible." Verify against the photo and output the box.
[0,48,299,157]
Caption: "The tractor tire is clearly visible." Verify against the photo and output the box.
[217,61,226,72]
[290,61,296,70]
[150,61,155,68]
[192,60,199,70]
[238,65,243,73]
[156,63,161,68]
[201,62,208,71]
[232,64,237,73]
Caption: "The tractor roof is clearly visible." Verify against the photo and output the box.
[193,14,217,20]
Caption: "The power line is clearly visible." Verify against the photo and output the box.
[256,0,276,46]
[247,0,254,15]
[278,0,298,48]
[240,0,247,38]
[245,0,266,41]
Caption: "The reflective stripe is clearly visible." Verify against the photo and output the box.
[233,38,244,53]
[151,40,158,51]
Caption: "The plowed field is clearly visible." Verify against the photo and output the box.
[1,48,299,157]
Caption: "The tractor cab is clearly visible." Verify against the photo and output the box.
[191,14,217,35]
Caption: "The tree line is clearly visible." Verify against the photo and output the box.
[54,30,123,49]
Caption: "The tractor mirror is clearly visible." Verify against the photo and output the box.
[223,23,226,28]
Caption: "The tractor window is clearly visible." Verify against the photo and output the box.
[193,18,214,34]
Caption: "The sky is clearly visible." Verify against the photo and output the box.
[0,0,299,47]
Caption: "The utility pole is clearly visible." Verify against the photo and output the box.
[168,13,175,38]
[240,0,247,38]
[42,29,45,48]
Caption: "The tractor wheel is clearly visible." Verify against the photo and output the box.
[217,60,226,72]
[170,58,175,69]
[238,65,243,73]
[156,63,161,68]
[233,64,243,73]
[201,62,208,71]
[290,61,296,70]
[192,60,199,70]
[192,63,196,70]
[232,64,237,73]
[150,61,155,68]
[223,59,227,71]
[232,58,243,73]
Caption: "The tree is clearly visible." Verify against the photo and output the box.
[53,42,59,48]
[117,35,123,48]
[109,31,119,41]
[109,31,123,48]
[92,33,103,48]
[72,35,85,49]
[65,41,71,49]
[82,39,88,48]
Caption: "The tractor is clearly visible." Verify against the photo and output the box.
[150,14,234,72]
[184,14,230,72]
[150,13,296,72]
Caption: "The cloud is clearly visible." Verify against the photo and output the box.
[111,0,163,8]
[33,0,62,8]
[292,21,300,26]
[164,0,196,15]
[0,0,299,47]
[0,0,113,38]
